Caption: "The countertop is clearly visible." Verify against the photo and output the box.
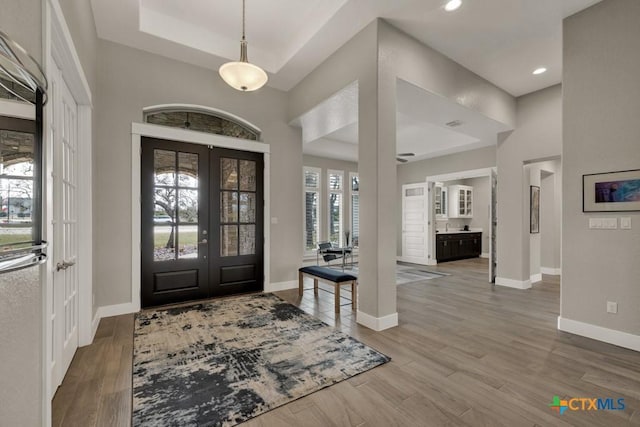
[436,229,483,234]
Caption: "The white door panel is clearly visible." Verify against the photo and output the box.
[401,183,429,265]
[50,66,79,395]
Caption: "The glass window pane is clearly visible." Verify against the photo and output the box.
[305,191,319,251]
[351,175,359,192]
[0,130,35,247]
[154,188,176,223]
[239,160,256,191]
[329,193,342,246]
[177,225,198,259]
[178,189,198,223]
[154,149,175,186]
[221,158,238,190]
[239,224,255,255]
[239,192,256,223]
[304,170,319,188]
[221,191,238,223]
[221,225,238,256]
[178,152,198,188]
[154,225,175,261]
[329,173,342,191]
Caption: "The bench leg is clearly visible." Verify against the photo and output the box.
[351,280,357,310]
[335,283,340,313]
[298,271,304,296]
[314,278,319,296]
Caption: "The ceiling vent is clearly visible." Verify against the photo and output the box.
[445,120,463,128]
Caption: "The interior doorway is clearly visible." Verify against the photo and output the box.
[426,168,495,281]
[140,137,264,307]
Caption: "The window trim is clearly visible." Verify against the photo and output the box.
[349,172,359,248]
[327,169,344,247]
[303,166,322,256]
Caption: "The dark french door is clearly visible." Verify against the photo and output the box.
[141,137,263,307]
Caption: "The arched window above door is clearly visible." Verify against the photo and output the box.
[144,106,261,141]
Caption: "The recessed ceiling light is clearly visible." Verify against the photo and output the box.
[533,67,547,75]
[444,0,462,12]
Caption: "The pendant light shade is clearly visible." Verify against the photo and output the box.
[219,0,268,91]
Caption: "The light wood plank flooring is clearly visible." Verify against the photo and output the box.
[53,258,640,426]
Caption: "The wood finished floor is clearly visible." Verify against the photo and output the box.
[52,258,640,426]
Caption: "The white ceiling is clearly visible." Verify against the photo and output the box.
[90,0,601,95]
[90,0,599,164]
[298,79,512,163]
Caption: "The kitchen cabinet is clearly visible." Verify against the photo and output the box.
[434,184,448,219]
[448,185,473,218]
[436,232,481,262]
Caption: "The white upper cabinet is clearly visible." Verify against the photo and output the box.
[434,183,448,219]
[448,185,473,218]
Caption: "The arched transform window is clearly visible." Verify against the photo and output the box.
[144,108,260,141]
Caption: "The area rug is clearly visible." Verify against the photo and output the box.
[132,293,390,426]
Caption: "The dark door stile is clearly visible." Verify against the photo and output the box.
[140,137,264,308]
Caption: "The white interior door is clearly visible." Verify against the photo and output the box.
[50,68,79,393]
[401,183,429,265]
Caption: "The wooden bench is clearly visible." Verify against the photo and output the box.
[298,266,357,313]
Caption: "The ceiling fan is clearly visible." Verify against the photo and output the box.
[396,152,415,163]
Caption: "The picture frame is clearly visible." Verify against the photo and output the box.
[530,185,540,234]
[583,169,640,212]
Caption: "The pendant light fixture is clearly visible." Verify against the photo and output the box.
[219,0,268,91]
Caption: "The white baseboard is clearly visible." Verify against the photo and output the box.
[541,267,561,275]
[264,280,298,292]
[98,302,138,319]
[495,277,532,290]
[558,316,640,352]
[480,252,490,259]
[357,310,398,331]
[530,273,543,283]
[91,310,101,341]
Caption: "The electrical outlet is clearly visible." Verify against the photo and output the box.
[606,301,618,314]
[621,217,631,229]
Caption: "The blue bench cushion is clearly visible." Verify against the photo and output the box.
[299,266,357,283]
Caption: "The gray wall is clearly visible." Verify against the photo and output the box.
[0,2,43,425]
[94,40,302,306]
[496,85,562,283]
[396,146,496,255]
[562,0,640,334]
[303,155,358,251]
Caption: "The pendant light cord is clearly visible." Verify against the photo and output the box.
[242,0,246,41]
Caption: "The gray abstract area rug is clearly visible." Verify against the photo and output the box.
[132,293,390,426]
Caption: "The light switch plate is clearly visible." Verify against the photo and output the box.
[621,217,631,229]
[604,218,618,229]
[589,218,603,229]
[271,217,278,225]
[607,301,618,314]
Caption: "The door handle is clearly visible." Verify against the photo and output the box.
[198,239,208,245]
[56,259,76,272]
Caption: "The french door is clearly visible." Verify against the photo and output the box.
[141,138,263,307]
[51,71,79,392]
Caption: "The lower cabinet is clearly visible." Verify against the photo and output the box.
[436,233,481,262]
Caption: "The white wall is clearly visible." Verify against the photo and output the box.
[562,0,640,341]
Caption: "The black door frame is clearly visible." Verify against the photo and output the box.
[140,136,265,307]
